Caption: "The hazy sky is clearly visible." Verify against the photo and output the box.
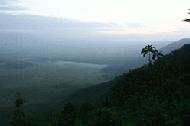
[1,0,190,40]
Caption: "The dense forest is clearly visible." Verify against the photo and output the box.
[11,44,190,126]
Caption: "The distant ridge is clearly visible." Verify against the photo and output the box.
[161,38,190,54]
[69,43,190,103]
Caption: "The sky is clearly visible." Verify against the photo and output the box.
[0,0,190,40]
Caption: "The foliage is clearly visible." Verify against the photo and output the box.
[111,44,190,125]
[11,44,190,126]
[184,9,190,22]
[12,93,26,126]
[141,45,163,65]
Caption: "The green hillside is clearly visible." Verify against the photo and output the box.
[64,44,190,126]
[10,44,190,126]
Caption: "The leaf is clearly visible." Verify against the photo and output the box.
[184,19,190,22]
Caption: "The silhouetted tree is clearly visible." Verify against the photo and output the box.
[141,45,163,65]
[142,45,155,65]
[12,93,26,126]
[152,49,164,61]
[184,9,190,22]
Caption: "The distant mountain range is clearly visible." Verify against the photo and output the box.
[160,38,190,54]
[69,40,190,102]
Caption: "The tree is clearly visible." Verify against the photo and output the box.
[12,93,26,126]
[141,45,155,65]
[152,49,164,61]
[141,45,163,65]
[59,102,76,126]
[184,9,190,22]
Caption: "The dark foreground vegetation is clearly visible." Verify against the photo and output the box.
[10,44,190,126]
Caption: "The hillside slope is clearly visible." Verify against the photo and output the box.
[70,43,190,103]
[65,44,190,126]
[8,44,190,126]
[161,38,190,54]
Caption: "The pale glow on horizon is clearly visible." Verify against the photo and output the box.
[3,0,190,36]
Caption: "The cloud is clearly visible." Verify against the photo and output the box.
[126,22,145,28]
[0,0,26,11]
[0,6,26,11]
[0,14,189,41]
[0,14,118,40]
[0,0,18,5]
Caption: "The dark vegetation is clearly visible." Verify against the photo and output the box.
[184,9,190,22]
[12,93,26,126]
[10,44,190,126]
